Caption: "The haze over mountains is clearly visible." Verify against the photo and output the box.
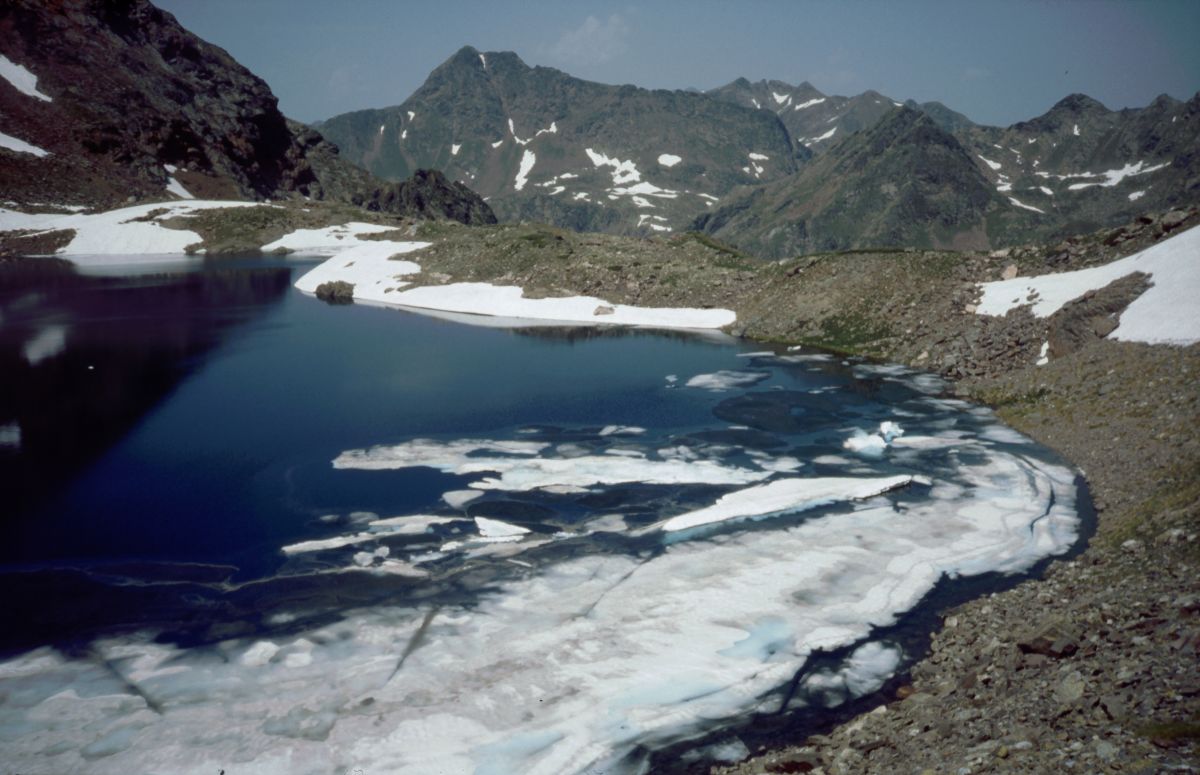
[319,46,1199,257]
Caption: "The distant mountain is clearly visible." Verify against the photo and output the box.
[694,108,1007,257]
[0,0,492,224]
[316,46,800,235]
[695,81,1199,257]
[706,78,906,153]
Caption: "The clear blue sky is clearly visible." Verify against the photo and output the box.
[155,0,1200,127]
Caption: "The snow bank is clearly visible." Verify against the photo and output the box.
[294,238,736,330]
[0,200,263,255]
[793,97,826,110]
[0,54,51,101]
[976,224,1200,344]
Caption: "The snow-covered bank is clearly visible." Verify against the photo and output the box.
[976,224,1200,345]
[0,200,263,255]
[290,226,738,330]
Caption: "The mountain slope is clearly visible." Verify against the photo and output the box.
[0,0,493,224]
[694,107,1014,258]
[316,46,800,236]
[706,78,906,153]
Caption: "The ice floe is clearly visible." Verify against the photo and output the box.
[660,474,914,532]
[0,347,1087,775]
[976,224,1200,344]
[685,370,771,391]
[0,129,49,157]
[0,54,52,101]
[334,437,772,492]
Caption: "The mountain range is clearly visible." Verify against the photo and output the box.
[319,46,1199,257]
[1,4,1196,259]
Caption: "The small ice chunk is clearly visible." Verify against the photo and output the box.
[475,516,529,539]
[240,640,280,667]
[599,425,645,436]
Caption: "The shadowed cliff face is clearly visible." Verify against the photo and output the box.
[0,1,495,224]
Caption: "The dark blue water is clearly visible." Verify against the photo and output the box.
[0,258,791,575]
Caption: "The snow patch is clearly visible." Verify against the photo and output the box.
[1008,196,1045,214]
[0,200,263,255]
[793,97,826,110]
[261,222,398,254]
[1128,190,1145,201]
[0,130,49,157]
[451,143,461,156]
[772,91,791,106]
[976,224,1200,345]
[978,154,1002,171]
[658,153,682,167]
[0,54,51,101]
[514,150,536,191]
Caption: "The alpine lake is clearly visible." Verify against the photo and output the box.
[0,255,1091,774]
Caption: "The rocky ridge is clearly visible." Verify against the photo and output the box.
[319,47,1198,253]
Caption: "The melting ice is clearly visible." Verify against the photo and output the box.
[0,350,1083,774]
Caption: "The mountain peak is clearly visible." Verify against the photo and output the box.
[1049,93,1110,114]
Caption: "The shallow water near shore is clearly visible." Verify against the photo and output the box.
[0,257,1090,774]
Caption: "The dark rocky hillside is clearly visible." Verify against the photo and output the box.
[0,0,492,224]
[316,46,800,236]
[697,93,1199,258]
[695,108,1010,257]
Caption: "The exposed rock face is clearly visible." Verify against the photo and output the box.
[354,169,496,225]
[0,0,493,225]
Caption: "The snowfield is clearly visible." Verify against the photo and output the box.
[975,224,1200,345]
[0,200,264,255]
[287,226,737,329]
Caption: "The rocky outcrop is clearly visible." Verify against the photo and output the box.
[0,1,492,225]
[354,169,496,225]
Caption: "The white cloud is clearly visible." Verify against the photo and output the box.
[547,14,630,68]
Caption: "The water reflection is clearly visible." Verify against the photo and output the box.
[0,259,292,517]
